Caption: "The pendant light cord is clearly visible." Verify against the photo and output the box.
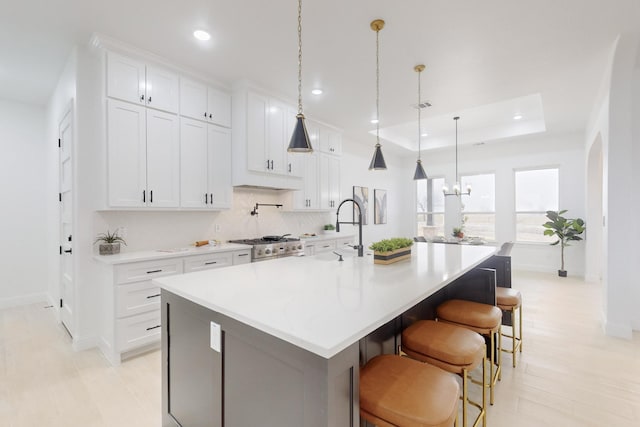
[375,27,380,145]
[417,69,421,159]
[297,0,303,115]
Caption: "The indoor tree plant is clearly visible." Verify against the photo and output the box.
[95,229,127,255]
[369,237,413,265]
[543,210,585,277]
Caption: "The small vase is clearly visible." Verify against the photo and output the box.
[99,243,121,255]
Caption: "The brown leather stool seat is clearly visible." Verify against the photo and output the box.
[496,287,523,367]
[436,299,502,405]
[360,354,459,427]
[402,321,486,427]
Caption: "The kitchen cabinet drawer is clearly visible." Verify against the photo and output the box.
[233,250,251,265]
[115,258,183,284]
[116,310,162,352]
[184,252,233,272]
[116,280,161,318]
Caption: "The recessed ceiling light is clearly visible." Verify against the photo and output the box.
[513,114,523,120]
[311,89,323,95]
[370,119,379,124]
[193,30,211,41]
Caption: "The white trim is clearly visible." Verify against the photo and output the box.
[603,319,632,339]
[0,293,48,309]
[72,335,100,352]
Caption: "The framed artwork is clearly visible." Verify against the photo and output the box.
[352,186,368,225]
[374,189,387,224]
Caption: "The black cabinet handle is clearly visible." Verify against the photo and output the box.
[288,163,292,173]
[146,294,161,299]
[205,261,217,265]
[210,193,213,203]
[270,160,274,170]
[204,112,208,117]
[146,269,162,274]
[64,249,72,254]
[146,325,161,331]
[150,190,153,203]
[205,193,208,204]
[140,94,145,101]
[148,96,152,103]
[237,253,249,257]
[209,113,212,119]
[266,159,270,170]
[143,190,146,203]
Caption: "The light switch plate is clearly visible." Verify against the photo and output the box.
[210,321,221,352]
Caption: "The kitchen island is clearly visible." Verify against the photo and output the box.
[155,243,497,427]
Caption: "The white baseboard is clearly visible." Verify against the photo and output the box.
[631,319,640,332]
[0,292,48,309]
[72,335,99,352]
[603,318,632,339]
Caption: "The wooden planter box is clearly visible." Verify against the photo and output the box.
[373,247,412,265]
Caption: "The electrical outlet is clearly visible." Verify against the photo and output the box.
[215,224,221,232]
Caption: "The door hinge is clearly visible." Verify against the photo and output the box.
[58,193,62,202]
[60,298,63,308]
[58,138,61,148]
[59,245,62,255]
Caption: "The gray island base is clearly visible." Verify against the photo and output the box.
[156,244,503,426]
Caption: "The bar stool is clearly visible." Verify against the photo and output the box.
[436,299,502,405]
[360,354,460,427]
[402,320,486,427]
[496,287,523,367]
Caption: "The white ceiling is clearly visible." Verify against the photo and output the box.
[1,0,639,154]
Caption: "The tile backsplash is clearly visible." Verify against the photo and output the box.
[95,188,335,252]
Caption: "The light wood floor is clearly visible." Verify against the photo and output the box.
[1,271,639,426]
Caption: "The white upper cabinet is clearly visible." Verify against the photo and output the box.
[319,127,342,156]
[180,118,232,209]
[180,77,231,128]
[292,152,320,210]
[107,99,179,208]
[107,52,178,114]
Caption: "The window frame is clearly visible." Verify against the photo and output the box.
[460,172,496,241]
[416,176,445,238]
[514,166,560,244]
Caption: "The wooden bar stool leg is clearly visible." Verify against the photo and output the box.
[498,326,502,381]
[490,331,495,405]
[481,354,486,427]
[520,305,523,353]
[462,368,468,427]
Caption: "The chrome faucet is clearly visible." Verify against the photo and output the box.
[336,198,364,257]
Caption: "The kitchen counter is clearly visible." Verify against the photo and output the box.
[157,242,497,427]
[92,242,252,265]
[155,243,495,358]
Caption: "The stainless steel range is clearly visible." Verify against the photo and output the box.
[228,235,305,262]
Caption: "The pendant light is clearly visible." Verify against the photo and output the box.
[287,0,313,152]
[443,116,471,196]
[368,19,387,170]
[413,64,428,180]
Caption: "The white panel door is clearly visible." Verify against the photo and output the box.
[146,66,179,114]
[58,105,74,337]
[207,87,231,128]
[180,78,209,121]
[180,118,208,208]
[208,125,232,209]
[247,92,268,172]
[107,52,145,105]
[146,109,180,207]
[267,99,286,175]
[107,99,146,207]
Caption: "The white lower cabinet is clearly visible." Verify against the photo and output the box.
[99,248,250,365]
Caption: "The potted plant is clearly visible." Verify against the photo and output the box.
[323,224,336,234]
[369,237,414,265]
[543,210,585,277]
[452,227,464,239]
[95,229,127,255]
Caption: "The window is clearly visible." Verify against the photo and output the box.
[515,168,559,242]
[416,177,445,238]
[461,173,495,241]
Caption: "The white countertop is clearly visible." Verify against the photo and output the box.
[154,243,496,358]
[93,243,253,265]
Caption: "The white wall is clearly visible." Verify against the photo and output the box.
[411,132,586,275]
[0,99,48,307]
